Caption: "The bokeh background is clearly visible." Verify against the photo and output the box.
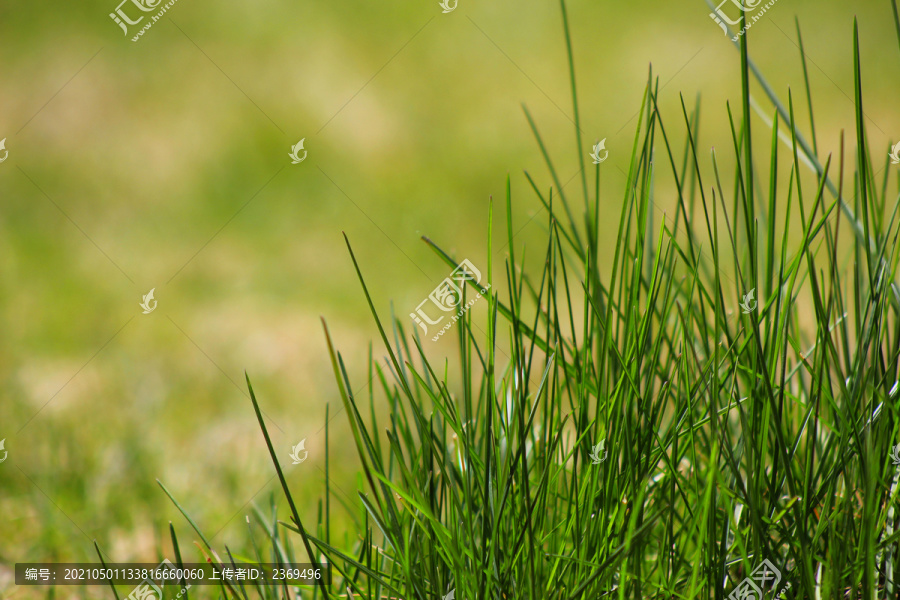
[1,0,898,594]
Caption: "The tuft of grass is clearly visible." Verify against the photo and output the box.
[157,1,900,598]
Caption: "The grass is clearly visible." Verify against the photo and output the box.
[128,1,900,597]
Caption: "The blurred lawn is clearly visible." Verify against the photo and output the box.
[1,0,899,590]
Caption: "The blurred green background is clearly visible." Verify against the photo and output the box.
[1,0,898,593]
